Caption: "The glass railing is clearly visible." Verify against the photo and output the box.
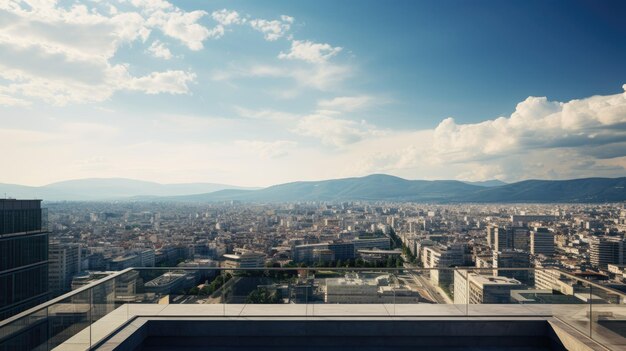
[0,267,624,350]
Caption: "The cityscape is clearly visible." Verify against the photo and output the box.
[2,0,626,350]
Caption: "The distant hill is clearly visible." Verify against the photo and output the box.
[156,175,626,203]
[0,178,255,201]
[2,175,625,203]
[458,177,626,203]
[162,174,482,202]
[462,180,507,187]
[157,174,483,202]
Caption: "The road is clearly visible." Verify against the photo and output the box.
[403,262,452,304]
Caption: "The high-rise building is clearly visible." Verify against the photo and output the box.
[492,250,531,283]
[0,199,49,320]
[48,242,81,296]
[530,227,555,256]
[511,227,530,252]
[489,226,529,252]
[590,237,626,269]
[486,226,497,249]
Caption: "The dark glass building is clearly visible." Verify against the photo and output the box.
[0,199,49,320]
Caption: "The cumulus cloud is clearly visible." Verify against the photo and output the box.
[249,16,293,41]
[0,0,206,105]
[278,40,342,64]
[341,86,626,182]
[126,70,196,94]
[147,40,172,59]
[212,9,244,26]
[431,91,626,164]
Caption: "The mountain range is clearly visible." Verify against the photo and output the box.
[1,175,625,203]
[0,178,256,201]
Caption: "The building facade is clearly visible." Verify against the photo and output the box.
[530,228,555,256]
[0,199,49,320]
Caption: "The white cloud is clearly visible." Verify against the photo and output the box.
[234,63,351,91]
[126,70,196,94]
[249,16,293,41]
[431,90,626,164]
[340,86,626,182]
[212,9,244,26]
[318,96,374,112]
[294,111,385,147]
[142,8,215,49]
[234,106,298,122]
[147,40,172,59]
[0,92,30,107]
[3,87,625,186]
[278,40,342,64]
[0,0,204,105]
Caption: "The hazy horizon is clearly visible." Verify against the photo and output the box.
[1,0,626,187]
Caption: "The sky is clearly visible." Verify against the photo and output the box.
[1,0,626,187]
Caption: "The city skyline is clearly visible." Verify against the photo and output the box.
[1,0,626,187]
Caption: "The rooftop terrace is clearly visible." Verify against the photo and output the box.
[0,267,624,351]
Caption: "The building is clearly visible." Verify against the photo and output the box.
[511,215,558,226]
[138,249,156,267]
[292,242,355,263]
[358,249,402,264]
[324,274,398,303]
[144,271,194,295]
[223,250,265,268]
[352,236,391,251]
[590,237,626,269]
[312,248,334,263]
[327,242,355,261]
[492,250,531,283]
[292,243,329,263]
[475,255,492,268]
[486,226,497,249]
[489,226,529,252]
[534,269,561,291]
[48,242,81,296]
[0,199,49,320]
[422,244,469,288]
[530,227,554,256]
[454,270,524,304]
[108,253,142,271]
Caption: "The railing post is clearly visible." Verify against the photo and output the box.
[465,269,469,316]
[589,284,593,339]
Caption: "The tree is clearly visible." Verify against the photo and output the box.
[245,288,282,304]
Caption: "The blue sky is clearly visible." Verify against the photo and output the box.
[1,0,626,186]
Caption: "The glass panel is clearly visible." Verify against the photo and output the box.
[47,289,91,351]
[590,284,626,350]
[544,270,593,338]
[3,266,625,350]
[0,308,48,351]
[466,268,591,319]
[89,277,116,348]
